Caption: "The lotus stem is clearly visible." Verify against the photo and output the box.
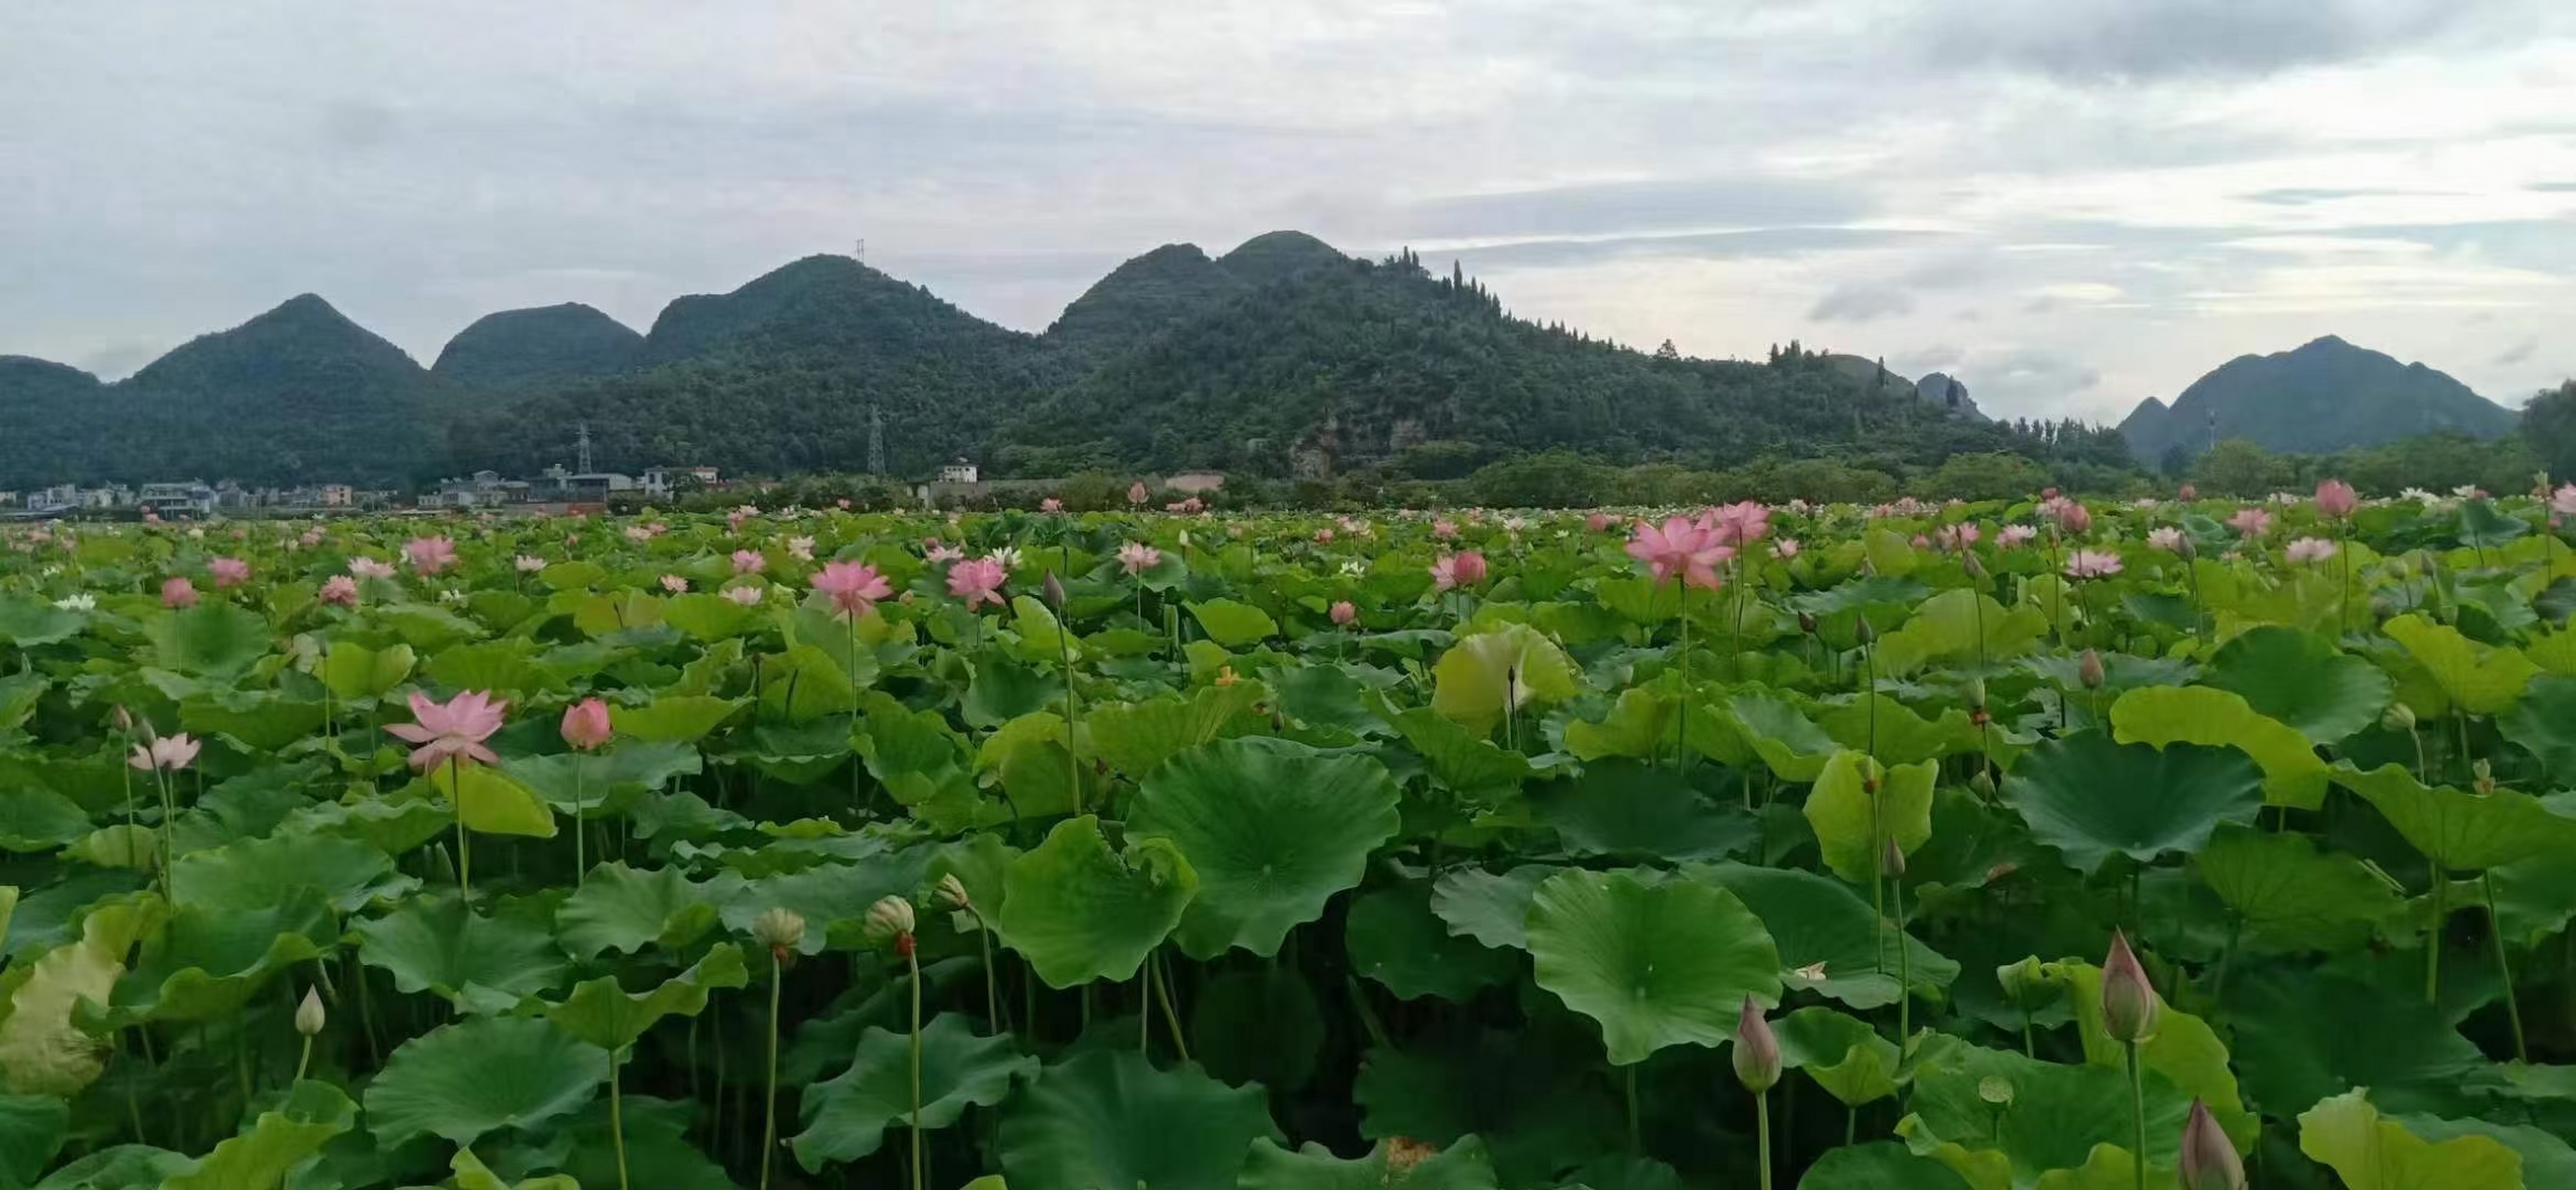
[1893,879,1912,1040]
[2124,1041,2146,1190]
[1755,1088,1773,1190]
[609,1045,630,1190]
[1675,578,1689,769]
[2427,861,2448,1003]
[1152,950,1190,1063]
[1625,1064,1641,1154]
[908,944,925,1190]
[2486,872,2528,1062]
[760,949,783,1190]
[449,756,469,896]
[572,760,585,889]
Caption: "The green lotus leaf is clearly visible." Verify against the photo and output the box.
[0,672,43,735]
[660,591,760,641]
[149,602,271,678]
[2108,684,2327,809]
[2001,734,2264,874]
[0,597,85,648]
[1186,598,1278,648]
[380,602,488,652]
[364,1015,608,1148]
[2223,966,2482,1119]
[21,1144,188,1188]
[1526,760,1759,863]
[996,1050,1275,1190]
[1796,1142,1975,1189]
[160,1080,354,1190]
[1563,686,1674,762]
[538,561,606,591]
[2196,825,2402,952]
[429,764,558,839]
[176,690,325,752]
[1085,682,1266,779]
[714,847,933,955]
[2028,1145,2166,1190]
[1127,737,1395,959]
[285,795,449,857]
[755,643,859,722]
[2396,1113,2576,1186]
[112,886,333,1023]
[503,740,704,819]
[1353,1029,1620,1186]
[1773,1007,1902,1106]
[1387,707,1535,803]
[545,942,745,1053]
[171,832,417,916]
[2503,673,2576,783]
[609,694,746,744]
[1695,863,1959,1011]
[2204,626,2391,743]
[961,654,1062,730]
[420,638,549,699]
[64,826,155,871]
[0,789,97,854]
[1803,749,1936,884]
[790,1013,1037,1170]
[0,1093,67,1188]
[1873,588,2049,675]
[1239,1134,1500,1190]
[1817,694,1982,767]
[2331,761,2576,870]
[1428,866,1561,951]
[2034,959,2253,1145]
[319,640,417,701]
[998,815,1196,987]
[1345,884,1517,1001]
[354,895,569,1014]
[478,1094,733,1190]
[1430,623,1579,736]
[2298,1088,2521,1190]
[1728,693,1841,782]
[0,896,164,1095]
[445,1147,581,1190]
[1896,1038,2192,1189]
[570,591,663,637]
[0,886,14,955]
[2384,613,2540,716]
[554,862,719,959]
[1525,868,1781,1064]
[1191,967,1326,1092]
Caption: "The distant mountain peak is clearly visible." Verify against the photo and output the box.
[1215,231,1347,286]
[434,302,642,387]
[2120,335,2510,461]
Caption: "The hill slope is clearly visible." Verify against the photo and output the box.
[432,303,641,387]
[1042,244,1248,357]
[2120,335,2515,462]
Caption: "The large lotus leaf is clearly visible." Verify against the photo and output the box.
[354,895,569,1014]
[112,886,332,1023]
[2331,761,2576,870]
[24,1144,189,1187]
[503,741,704,818]
[1085,682,1265,779]
[791,1013,1037,1170]
[659,590,760,641]
[176,690,326,752]
[1345,884,1517,1001]
[171,832,417,916]
[1526,760,1759,863]
[0,887,14,956]
[364,1015,607,1147]
[380,602,488,652]
[1127,737,1395,959]
[149,602,271,678]
[1525,868,1780,1064]
[482,1094,733,1190]
[713,847,934,955]
[2384,614,2540,716]
[423,639,554,699]
[854,691,977,810]
[2196,824,2401,952]
[2298,1089,2521,1190]
[285,795,449,857]
[0,791,93,854]
[570,591,663,637]
[997,815,1197,987]
[1817,694,1982,767]
[961,654,1063,731]
[428,764,558,840]
[609,695,745,744]
[1897,1038,2192,1189]
[1239,1134,1500,1190]
[2034,959,2253,1145]
[2205,626,2390,743]
[754,643,859,722]
[2398,1114,2576,1186]
[1727,693,1840,782]
[1429,866,1562,950]
[543,943,746,1051]
[2503,674,2576,783]
[2223,966,2483,1118]
[1009,595,1080,664]
[2028,1146,2167,1190]
[2109,684,2328,809]
[0,598,84,648]
[1387,707,1536,803]
[997,1050,1276,1190]
[0,896,163,1095]
[2001,734,2263,874]
[1429,623,1579,736]
[445,1147,580,1190]
[0,673,42,735]
[160,1080,354,1190]
[1694,863,1958,1011]
[554,862,719,959]
[1353,1027,1620,1184]
[1191,967,1326,1092]
[1185,598,1278,648]
[0,1094,67,1187]
[1563,687,1674,762]
[1873,588,2050,675]
[1773,1007,1902,1107]
[1803,749,1937,883]
[1798,1143,1975,1189]
[319,640,416,701]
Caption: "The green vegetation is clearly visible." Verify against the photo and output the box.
[2121,334,2517,464]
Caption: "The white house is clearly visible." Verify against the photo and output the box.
[937,458,979,484]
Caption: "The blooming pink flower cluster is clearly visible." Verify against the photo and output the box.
[1429,551,1489,592]
[1625,515,1735,590]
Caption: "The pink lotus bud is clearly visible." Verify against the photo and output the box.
[2315,479,2358,520]
[161,576,199,608]
[2179,1098,2245,1190]
[2056,501,2093,535]
[2078,649,2106,690]
[2101,930,2160,1043]
[1732,997,1780,1092]
[1451,550,1489,587]
[1044,572,1067,609]
[2178,483,2198,501]
[561,697,614,752]
[1330,601,1357,626]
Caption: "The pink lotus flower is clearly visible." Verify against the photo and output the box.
[2226,508,2273,537]
[659,574,689,593]
[1330,601,1357,626]
[299,528,325,548]
[1128,482,1149,505]
[1932,523,1980,552]
[947,557,1009,609]
[1585,511,1614,534]
[2316,479,2359,520]
[624,525,653,544]
[722,584,765,606]
[1911,535,1932,550]
[1433,519,1459,540]
[812,561,892,618]
[1771,537,1801,559]
[1430,550,1489,592]
[319,575,360,607]
[561,697,614,751]
[350,557,397,580]
[161,576,199,608]
[1117,542,1162,575]
[836,498,852,509]
[1626,517,1730,590]
[1706,501,1770,548]
[208,557,250,588]
[2551,483,2576,518]
[1314,528,1334,544]
[404,536,457,575]
[2178,483,2199,501]
[2055,501,2093,535]
[2147,527,2186,554]
[1998,524,2038,549]
[786,536,816,562]
[514,555,547,574]
[731,549,767,575]
[2064,549,2124,578]
[1041,497,1064,513]
[924,539,966,563]
[387,690,507,770]
[128,733,201,772]
[2285,536,2338,563]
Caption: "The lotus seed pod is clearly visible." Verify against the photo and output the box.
[2382,702,2417,733]
[1731,997,1780,1093]
[2100,930,2160,1044]
[865,894,917,942]
[2077,649,2106,690]
[935,873,972,911]
[752,906,807,952]
[2178,1098,2246,1190]
[1977,1076,2015,1106]
[295,987,326,1038]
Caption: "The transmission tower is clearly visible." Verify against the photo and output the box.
[866,405,886,474]
[575,421,594,474]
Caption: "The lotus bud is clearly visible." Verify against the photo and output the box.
[296,987,326,1037]
[2100,930,2160,1043]
[1044,572,1067,609]
[2179,1098,2246,1190]
[2382,702,2416,733]
[111,704,133,734]
[2077,649,2105,691]
[1881,836,1907,879]
[1960,550,1987,580]
[865,895,916,943]
[2473,759,2496,795]
[1731,997,1780,1093]
[752,906,807,956]
[935,873,972,912]
[1854,615,1876,645]
[1970,769,1998,800]
[1796,611,1817,635]
[1964,677,1988,711]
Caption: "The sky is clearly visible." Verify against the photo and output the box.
[5,1,2573,426]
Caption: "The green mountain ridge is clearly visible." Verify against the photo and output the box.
[430,302,642,388]
[2119,334,2516,465]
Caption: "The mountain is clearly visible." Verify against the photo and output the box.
[0,357,107,487]
[1212,231,1347,287]
[2120,335,2516,462]
[1818,355,1988,422]
[1912,373,1988,422]
[432,303,641,387]
[1043,244,1248,356]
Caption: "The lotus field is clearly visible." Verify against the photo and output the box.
[10,484,2576,1190]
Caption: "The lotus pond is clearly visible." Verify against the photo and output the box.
[5,489,2576,1189]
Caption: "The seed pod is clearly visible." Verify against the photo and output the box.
[2382,702,2417,733]
[1732,997,1780,1093]
[935,873,972,912]
[2100,930,2160,1044]
[752,906,808,953]
[865,895,916,944]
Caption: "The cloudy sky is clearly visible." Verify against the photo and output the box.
[6,1,2573,424]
